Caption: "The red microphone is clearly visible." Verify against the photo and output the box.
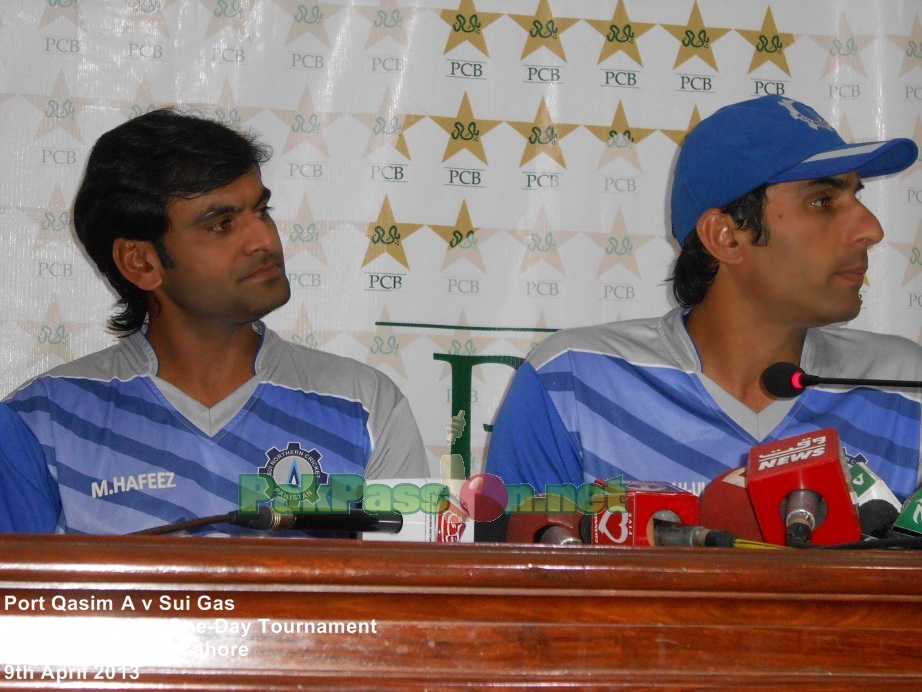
[507,482,699,547]
[698,466,764,542]
[588,480,699,547]
[746,429,861,547]
[506,504,586,545]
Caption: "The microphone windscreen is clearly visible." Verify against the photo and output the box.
[858,499,899,539]
[506,494,584,544]
[698,467,763,541]
[762,362,805,398]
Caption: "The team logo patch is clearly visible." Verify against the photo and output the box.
[258,443,327,503]
[842,446,868,467]
[780,97,833,131]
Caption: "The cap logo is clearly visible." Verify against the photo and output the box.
[780,97,833,132]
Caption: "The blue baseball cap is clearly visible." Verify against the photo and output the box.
[670,95,918,246]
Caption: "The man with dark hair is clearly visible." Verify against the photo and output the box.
[486,95,922,502]
[2,108,427,534]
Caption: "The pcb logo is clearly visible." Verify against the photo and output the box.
[258,443,327,503]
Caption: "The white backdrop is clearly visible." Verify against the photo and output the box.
[1,0,921,476]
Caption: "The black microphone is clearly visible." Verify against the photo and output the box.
[647,517,789,549]
[762,362,922,399]
[859,500,900,540]
[130,506,404,536]
[651,518,738,547]
[230,505,403,534]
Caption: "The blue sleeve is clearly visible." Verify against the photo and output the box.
[485,362,584,493]
[0,403,60,533]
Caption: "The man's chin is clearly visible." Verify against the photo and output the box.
[823,303,862,327]
[249,284,292,322]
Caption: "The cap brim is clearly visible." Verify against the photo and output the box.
[769,138,918,184]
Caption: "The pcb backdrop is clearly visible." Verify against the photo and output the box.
[1,0,922,483]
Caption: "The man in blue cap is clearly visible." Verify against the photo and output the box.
[487,95,922,502]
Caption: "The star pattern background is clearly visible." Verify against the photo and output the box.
[0,1,919,474]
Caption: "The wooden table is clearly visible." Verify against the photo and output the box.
[1,534,921,689]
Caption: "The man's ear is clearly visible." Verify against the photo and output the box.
[695,209,744,266]
[112,238,164,291]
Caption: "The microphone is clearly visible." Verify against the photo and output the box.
[650,517,740,548]
[698,466,764,542]
[506,503,587,545]
[859,500,900,540]
[360,478,474,543]
[231,505,403,534]
[891,488,922,538]
[650,517,782,549]
[130,506,403,537]
[587,480,699,547]
[848,461,902,539]
[746,429,861,547]
[763,361,922,399]
[506,481,699,547]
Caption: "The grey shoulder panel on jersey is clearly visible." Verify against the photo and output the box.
[526,308,698,373]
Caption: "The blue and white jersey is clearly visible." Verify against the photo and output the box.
[3,324,427,535]
[486,308,922,502]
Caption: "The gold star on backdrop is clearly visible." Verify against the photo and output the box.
[509,97,579,168]
[186,82,262,129]
[275,304,338,351]
[275,1,346,46]
[352,88,426,160]
[662,1,730,71]
[113,77,165,121]
[430,311,502,384]
[279,195,332,265]
[505,313,554,359]
[891,221,922,287]
[361,196,423,269]
[270,86,341,156]
[26,71,93,144]
[809,13,875,78]
[509,0,580,61]
[200,0,255,40]
[440,0,503,57]
[660,105,703,147]
[428,200,486,272]
[590,210,652,278]
[736,7,794,76]
[18,297,91,368]
[585,0,655,66]
[509,207,579,274]
[23,184,76,253]
[430,92,503,165]
[360,307,420,379]
[119,0,178,37]
[585,101,657,171]
[835,115,856,143]
[199,0,256,40]
[39,0,86,31]
[357,0,422,49]
[889,15,922,78]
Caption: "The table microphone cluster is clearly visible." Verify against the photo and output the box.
[506,426,922,551]
[132,362,922,550]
